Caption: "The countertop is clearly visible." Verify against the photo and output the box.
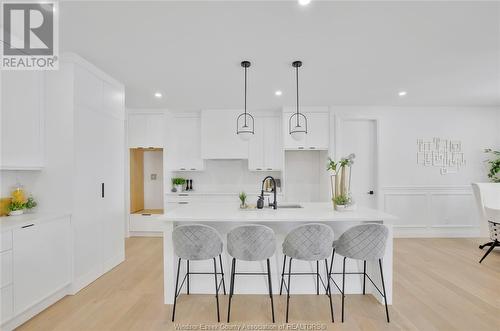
[162,202,397,223]
[0,212,71,232]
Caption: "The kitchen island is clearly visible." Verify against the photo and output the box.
[162,202,396,305]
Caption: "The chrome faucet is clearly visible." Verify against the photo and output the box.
[258,176,277,209]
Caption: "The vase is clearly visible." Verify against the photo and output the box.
[175,185,183,193]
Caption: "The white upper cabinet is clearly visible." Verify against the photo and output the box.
[171,113,204,171]
[1,71,45,170]
[248,114,283,171]
[127,112,165,148]
[283,107,330,150]
[201,110,249,159]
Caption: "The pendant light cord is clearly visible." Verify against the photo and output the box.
[296,65,300,127]
[244,66,248,127]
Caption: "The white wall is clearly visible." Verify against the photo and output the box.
[332,106,500,237]
[143,150,163,209]
[284,150,330,202]
[171,160,281,194]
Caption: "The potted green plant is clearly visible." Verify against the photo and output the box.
[327,153,355,207]
[333,194,353,212]
[239,191,247,209]
[172,177,186,193]
[484,149,500,183]
[8,200,25,216]
[24,196,38,213]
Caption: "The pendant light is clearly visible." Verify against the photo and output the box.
[237,61,254,141]
[289,60,307,141]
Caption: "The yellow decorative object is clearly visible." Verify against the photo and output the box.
[0,198,12,216]
[11,186,26,203]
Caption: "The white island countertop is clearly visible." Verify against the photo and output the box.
[163,202,397,223]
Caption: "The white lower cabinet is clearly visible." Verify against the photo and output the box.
[0,216,71,330]
[12,218,71,314]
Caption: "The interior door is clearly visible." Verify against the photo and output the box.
[337,119,377,208]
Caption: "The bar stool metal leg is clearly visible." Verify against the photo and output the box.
[186,260,190,295]
[341,256,346,323]
[172,258,182,322]
[266,258,275,323]
[213,258,220,322]
[285,257,292,323]
[362,260,366,295]
[227,258,236,322]
[219,255,227,295]
[379,259,390,323]
[279,255,286,295]
[325,259,334,322]
[316,260,320,295]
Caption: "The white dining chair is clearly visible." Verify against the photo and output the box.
[471,183,500,248]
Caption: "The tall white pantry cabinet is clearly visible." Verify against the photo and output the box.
[46,54,126,291]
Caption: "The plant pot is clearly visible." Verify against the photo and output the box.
[175,185,183,193]
[9,209,24,216]
[335,204,356,212]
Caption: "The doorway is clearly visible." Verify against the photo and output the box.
[130,148,164,214]
[335,117,379,209]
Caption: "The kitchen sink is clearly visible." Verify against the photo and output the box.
[278,204,303,209]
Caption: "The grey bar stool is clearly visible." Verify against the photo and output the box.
[280,223,334,323]
[227,225,276,323]
[172,224,226,322]
[328,223,389,323]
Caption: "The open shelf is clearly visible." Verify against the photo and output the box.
[130,148,164,214]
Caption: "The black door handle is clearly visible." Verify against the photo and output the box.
[367,190,374,195]
[101,183,105,198]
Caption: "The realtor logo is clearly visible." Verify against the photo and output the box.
[1,2,59,70]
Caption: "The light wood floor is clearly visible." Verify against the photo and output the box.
[17,237,500,331]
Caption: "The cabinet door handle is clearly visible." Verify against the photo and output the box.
[179,193,189,196]
[21,224,34,229]
[180,168,186,170]
[178,201,189,204]
[309,147,316,149]
[142,213,152,216]
[190,168,196,170]
[256,168,262,171]
[298,147,304,150]
[267,168,273,170]
[101,183,105,198]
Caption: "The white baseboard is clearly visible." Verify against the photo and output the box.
[1,284,71,331]
[394,225,480,238]
[129,231,163,237]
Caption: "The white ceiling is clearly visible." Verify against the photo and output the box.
[59,1,500,109]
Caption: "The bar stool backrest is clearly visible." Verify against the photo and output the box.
[227,225,276,261]
[485,207,500,241]
[335,223,388,261]
[172,224,223,260]
[283,223,334,261]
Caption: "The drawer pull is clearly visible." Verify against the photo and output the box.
[179,193,189,196]
[190,168,196,170]
[178,202,189,204]
[298,147,304,150]
[309,147,316,149]
[21,224,34,229]
[142,213,152,216]
[267,168,273,170]
[180,168,186,170]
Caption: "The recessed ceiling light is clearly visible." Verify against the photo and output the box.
[154,92,163,98]
[299,0,311,6]
[398,91,407,97]
[275,90,283,96]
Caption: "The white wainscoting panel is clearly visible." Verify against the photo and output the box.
[382,186,480,237]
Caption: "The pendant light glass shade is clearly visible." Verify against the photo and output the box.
[289,60,307,141]
[237,61,254,141]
